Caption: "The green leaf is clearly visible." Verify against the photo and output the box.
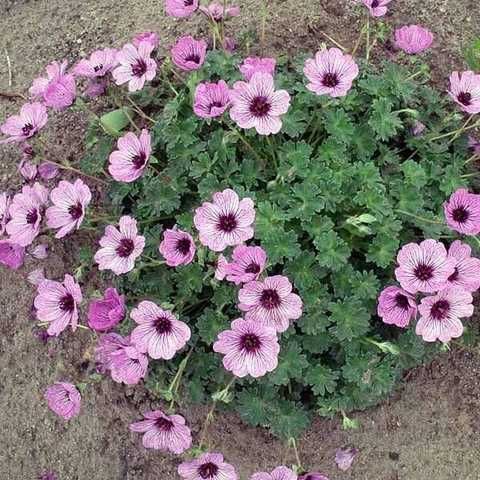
[329,299,371,341]
[100,108,134,135]
[305,364,339,396]
[269,340,309,386]
[368,98,402,141]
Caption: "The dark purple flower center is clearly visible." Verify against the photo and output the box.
[132,59,147,77]
[430,299,450,320]
[184,0,194,5]
[154,316,172,334]
[59,293,75,312]
[395,293,410,310]
[132,151,147,169]
[245,262,260,274]
[249,95,271,117]
[448,267,459,282]
[217,213,237,233]
[457,92,472,106]
[240,333,262,352]
[155,417,174,431]
[176,237,191,256]
[413,263,434,281]
[260,289,281,310]
[209,101,225,113]
[68,202,83,220]
[94,64,103,73]
[116,238,135,258]
[26,208,39,225]
[198,462,219,479]
[452,206,469,223]
[22,123,34,136]
[322,72,340,88]
[185,53,201,64]
[371,0,379,7]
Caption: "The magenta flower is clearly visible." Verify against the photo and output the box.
[304,48,359,98]
[133,32,160,49]
[444,188,480,235]
[445,240,480,292]
[251,466,297,480]
[0,240,25,270]
[199,3,240,21]
[0,192,11,235]
[193,80,231,119]
[448,71,480,114]
[362,0,392,17]
[417,287,474,342]
[395,239,455,294]
[239,57,276,81]
[38,162,59,180]
[130,301,191,360]
[74,48,118,78]
[171,36,207,71]
[213,318,280,378]
[112,43,157,92]
[88,288,126,331]
[394,25,434,54]
[46,179,92,238]
[335,447,358,471]
[94,216,145,275]
[215,254,229,280]
[30,60,66,97]
[238,275,303,333]
[108,129,151,182]
[0,102,48,143]
[159,228,196,267]
[298,474,329,480]
[130,410,192,453]
[38,471,57,480]
[230,72,290,135]
[34,274,82,336]
[377,285,417,328]
[221,245,267,285]
[44,382,81,420]
[468,135,480,155]
[6,183,49,247]
[166,0,199,17]
[19,159,38,181]
[178,452,238,480]
[194,188,255,252]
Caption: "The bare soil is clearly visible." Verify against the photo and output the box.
[1,1,480,479]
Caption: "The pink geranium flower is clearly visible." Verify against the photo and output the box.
[215,254,229,280]
[46,179,92,238]
[220,245,267,285]
[74,48,118,78]
[394,25,434,54]
[395,239,455,294]
[194,188,255,252]
[230,72,290,135]
[30,243,49,259]
[411,120,426,136]
[166,0,199,17]
[304,48,359,98]
[335,447,358,471]
[445,240,480,292]
[0,192,11,235]
[133,32,160,49]
[158,228,196,266]
[0,240,25,270]
[130,301,191,360]
[238,275,303,332]
[0,102,48,143]
[199,3,240,21]
[193,80,231,119]
[377,285,417,328]
[130,410,192,453]
[38,162,59,180]
[6,183,49,247]
[171,36,207,71]
[417,287,474,342]
[178,452,238,480]
[444,188,480,235]
[94,216,145,275]
[19,159,38,182]
[34,274,82,336]
[251,466,297,480]
[213,318,280,378]
[108,129,151,182]
[27,267,46,286]
[44,382,81,420]
[88,288,126,331]
[239,57,276,81]
[362,0,392,17]
[468,135,480,155]
[448,71,480,114]
[113,43,157,92]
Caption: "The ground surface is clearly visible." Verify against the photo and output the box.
[1,1,480,479]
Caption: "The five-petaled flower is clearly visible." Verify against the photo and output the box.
[448,71,480,114]
[178,452,238,480]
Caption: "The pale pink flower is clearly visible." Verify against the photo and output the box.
[0,102,48,143]
[159,228,196,267]
[166,0,199,17]
[178,452,238,480]
[444,188,480,235]
[445,240,480,292]
[468,135,480,155]
[88,288,126,331]
[0,192,11,235]
[199,3,240,21]
[221,245,267,285]
[30,60,67,98]
[38,162,59,180]
[362,0,392,17]
[130,410,192,453]
[30,243,49,259]
[215,254,229,280]
[46,179,92,238]
[238,275,303,333]
[377,285,417,328]
[239,57,276,81]
[27,267,46,286]
[223,37,237,53]
[113,43,157,92]
[130,301,191,360]
[335,447,358,471]
[0,240,25,270]
[411,120,426,136]
[304,48,359,98]
[448,71,480,114]
[193,80,231,119]
[230,72,290,135]
[6,183,49,247]
[194,188,255,252]
[94,216,145,275]
[74,48,118,78]
[133,32,160,49]
[19,159,38,182]
[108,129,151,182]
[394,25,433,54]
[34,274,82,336]
[417,287,473,342]
[84,78,108,98]
[171,36,207,71]
[44,382,81,420]
[251,466,297,480]
[395,239,455,294]
[213,318,280,378]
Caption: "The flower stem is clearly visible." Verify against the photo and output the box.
[464,153,479,165]
[125,96,156,124]
[168,347,195,410]
[365,15,370,62]
[234,129,264,165]
[448,114,474,144]
[471,236,480,249]
[288,438,303,471]
[319,30,347,51]
[397,209,443,225]
[429,120,480,142]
